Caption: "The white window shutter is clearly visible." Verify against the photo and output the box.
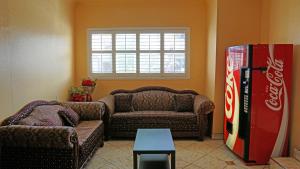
[140,53,160,73]
[140,33,160,51]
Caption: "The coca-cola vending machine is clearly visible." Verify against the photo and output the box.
[224,44,293,164]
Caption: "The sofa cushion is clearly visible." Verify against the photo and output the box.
[132,91,175,111]
[174,94,194,112]
[115,94,133,112]
[111,111,198,131]
[58,107,80,127]
[17,105,64,126]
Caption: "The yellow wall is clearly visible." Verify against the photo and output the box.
[208,0,262,136]
[260,0,300,155]
[74,0,207,99]
[0,0,74,121]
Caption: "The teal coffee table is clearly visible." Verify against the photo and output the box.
[133,129,176,169]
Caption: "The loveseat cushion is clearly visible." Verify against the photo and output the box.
[17,105,64,126]
[111,111,198,131]
[132,91,175,111]
[174,94,194,112]
[115,94,133,112]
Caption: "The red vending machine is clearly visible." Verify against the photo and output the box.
[224,44,293,164]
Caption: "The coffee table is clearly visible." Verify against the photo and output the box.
[133,129,176,169]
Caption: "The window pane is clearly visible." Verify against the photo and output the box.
[91,34,112,51]
[140,33,160,50]
[164,33,185,50]
[91,53,112,73]
[116,53,136,73]
[164,53,185,73]
[116,34,136,51]
[140,53,160,73]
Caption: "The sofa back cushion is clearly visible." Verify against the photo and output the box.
[131,91,176,111]
[17,105,64,126]
[174,94,194,112]
[115,94,133,112]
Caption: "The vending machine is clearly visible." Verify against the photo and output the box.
[224,44,293,164]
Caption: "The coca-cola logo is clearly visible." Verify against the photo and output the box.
[265,55,284,111]
[225,57,234,119]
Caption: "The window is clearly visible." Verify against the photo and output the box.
[88,28,189,79]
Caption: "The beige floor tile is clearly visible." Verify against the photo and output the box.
[85,139,271,169]
[193,154,228,169]
[209,144,239,161]
[177,159,191,169]
[184,164,203,169]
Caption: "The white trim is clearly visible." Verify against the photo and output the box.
[87,27,190,79]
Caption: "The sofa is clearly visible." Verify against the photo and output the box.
[0,101,105,169]
[99,86,215,140]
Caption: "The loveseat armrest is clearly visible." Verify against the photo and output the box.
[194,95,215,115]
[98,95,115,116]
[0,125,78,149]
[98,95,115,139]
[62,102,105,121]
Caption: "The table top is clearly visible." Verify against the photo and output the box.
[133,129,175,153]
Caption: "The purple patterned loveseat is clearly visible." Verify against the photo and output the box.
[99,86,215,141]
[0,101,105,169]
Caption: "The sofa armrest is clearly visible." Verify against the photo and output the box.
[193,95,215,140]
[194,95,215,115]
[62,102,105,121]
[0,125,78,149]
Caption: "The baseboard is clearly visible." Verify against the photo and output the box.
[211,133,223,140]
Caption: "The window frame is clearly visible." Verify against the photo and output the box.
[87,27,190,79]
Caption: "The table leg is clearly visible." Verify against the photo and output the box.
[133,152,138,169]
[171,152,175,169]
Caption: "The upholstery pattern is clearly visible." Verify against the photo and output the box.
[0,147,76,169]
[114,94,133,112]
[1,100,60,126]
[174,94,194,112]
[98,95,115,138]
[62,102,105,121]
[17,105,65,126]
[75,120,104,167]
[59,107,80,127]
[193,95,215,139]
[110,111,198,133]
[101,86,215,140]
[0,125,77,149]
[0,101,106,169]
[132,91,176,111]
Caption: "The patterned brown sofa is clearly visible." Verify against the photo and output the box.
[99,86,215,141]
[0,101,105,169]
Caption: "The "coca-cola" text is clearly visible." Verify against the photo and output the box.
[265,56,284,111]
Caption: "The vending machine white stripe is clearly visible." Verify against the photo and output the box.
[271,81,289,157]
[226,77,240,149]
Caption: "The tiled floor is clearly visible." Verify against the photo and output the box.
[85,139,270,169]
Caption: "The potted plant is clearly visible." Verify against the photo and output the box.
[69,86,86,102]
[81,78,97,101]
